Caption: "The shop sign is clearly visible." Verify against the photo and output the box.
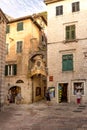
[49,76,53,81]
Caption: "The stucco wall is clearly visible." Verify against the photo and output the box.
[5,17,47,104]
[46,0,87,103]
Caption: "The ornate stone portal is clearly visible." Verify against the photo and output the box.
[27,34,47,102]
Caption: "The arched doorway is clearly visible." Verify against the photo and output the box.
[9,86,21,103]
[31,74,47,102]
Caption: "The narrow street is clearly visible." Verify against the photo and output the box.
[0,100,87,130]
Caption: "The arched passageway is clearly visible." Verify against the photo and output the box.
[9,86,21,103]
[31,74,47,102]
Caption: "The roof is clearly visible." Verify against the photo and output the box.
[44,0,64,5]
[8,13,47,30]
[0,8,8,23]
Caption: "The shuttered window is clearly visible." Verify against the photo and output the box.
[56,5,63,16]
[66,25,75,41]
[5,64,17,76]
[72,2,80,12]
[16,41,22,53]
[62,54,73,71]
[17,22,23,31]
[5,65,8,76]
[13,64,17,75]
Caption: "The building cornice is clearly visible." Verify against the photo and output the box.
[8,15,42,30]
[8,13,47,30]
[44,0,64,5]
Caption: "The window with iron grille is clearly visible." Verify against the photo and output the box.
[5,64,17,76]
[17,22,23,31]
[56,5,63,16]
[16,41,23,53]
[66,25,76,41]
[62,54,73,71]
[72,2,80,12]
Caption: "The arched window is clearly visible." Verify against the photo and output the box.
[16,80,24,83]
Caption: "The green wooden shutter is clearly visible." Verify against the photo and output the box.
[6,25,10,33]
[17,41,22,53]
[5,65,8,76]
[71,25,75,39]
[62,55,68,71]
[13,64,17,75]
[66,25,75,40]
[19,41,22,52]
[67,55,73,70]
[62,54,73,71]
[17,22,23,31]
[66,26,70,40]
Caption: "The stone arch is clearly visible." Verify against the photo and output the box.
[8,86,21,103]
[16,80,24,83]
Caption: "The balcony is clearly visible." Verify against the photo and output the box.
[27,55,47,78]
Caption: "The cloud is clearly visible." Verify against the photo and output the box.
[0,0,46,18]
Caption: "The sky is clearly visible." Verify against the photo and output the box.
[0,0,47,18]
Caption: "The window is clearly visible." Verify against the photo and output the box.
[16,41,23,53]
[66,25,75,41]
[72,2,80,12]
[73,82,84,95]
[6,25,10,33]
[62,54,73,71]
[56,6,63,16]
[6,43,9,54]
[5,64,17,76]
[17,22,23,31]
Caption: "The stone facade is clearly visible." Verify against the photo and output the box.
[0,9,8,110]
[5,13,47,104]
[44,0,87,104]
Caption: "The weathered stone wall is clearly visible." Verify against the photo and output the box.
[0,11,7,109]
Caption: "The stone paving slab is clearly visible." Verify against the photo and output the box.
[0,101,87,130]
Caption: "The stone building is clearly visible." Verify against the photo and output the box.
[44,0,87,104]
[5,13,47,104]
[0,9,8,110]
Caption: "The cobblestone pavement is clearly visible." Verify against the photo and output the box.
[0,101,87,130]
